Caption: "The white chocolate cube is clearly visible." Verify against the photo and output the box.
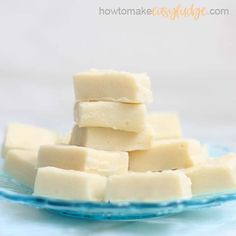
[2,123,58,157]
[185,153,236,196]
[129,139,207,172]
[74,69,152,103]
[70,125,153,151]
[4,149,37,188]
[34,167,107,201]
[148,112,182,139]
[38,145,128,176]
[105,171,192,202]
[74,101,146,132]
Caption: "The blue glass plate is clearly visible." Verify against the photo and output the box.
[0,144,235,221]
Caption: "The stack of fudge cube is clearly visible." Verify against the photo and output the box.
[70,70,153,151]
[3,70,236,202]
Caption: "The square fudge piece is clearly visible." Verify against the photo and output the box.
[70,125,153,152]
[129,139,207,172]
[2,123,58,157]
[185,153,236,196]
[4,149,37,188]
[33,167,107,201]
[105,170,192,202]
[38,145,128,176]
[148,112,182,139]
[74,101,147,133]
[74,69,153,103]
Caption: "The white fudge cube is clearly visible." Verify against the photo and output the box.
[74,69,153,103]
[148,112,182,139]
[70,125,153,151]
[4,149,37,188]
[74,101,147,132]
[105,171,192,202]
[33,167,107,201]
[2,123,58,157]
[129,139,207,172]
[185,153,236,196]
[38,145,128,176]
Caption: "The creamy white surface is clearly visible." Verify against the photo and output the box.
[129,139,207,172]
[106,170,192,202]
[70,125,153,151]
[185,154,236,196]
[2,123,58,157]
[4,149,37,188]
[74,101,147,132]
[0,0,235,234]
[38,145,128,176]
[148,112,182,139]
[34,167,107,201]
[74,70,152,103]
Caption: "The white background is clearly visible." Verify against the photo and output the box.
[0,0,235,235]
